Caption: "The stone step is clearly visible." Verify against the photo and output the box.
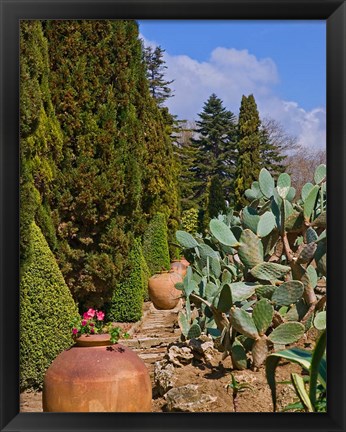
[122,336,179,349]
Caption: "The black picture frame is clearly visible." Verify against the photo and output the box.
[1,1,345,431]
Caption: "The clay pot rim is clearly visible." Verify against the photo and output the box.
[74,333,113,347]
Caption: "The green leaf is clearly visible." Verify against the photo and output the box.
[314,311,326,331]
[231,340,248,370]
[250,262,291,282]
[271,281,304,306]
[252,298,274,335]
[301,183,314,202]
[277,173,291,199]
[217,283,233,312]
[231,282,257,302]
[255,285,276,299]
[187,323,201,339]
[259,168,275,198]
[242,206,260,233]
[257,211,276,238]
[176,230,198,249]
[291,373,314,412]
[303,185,319,221]
[314,164,326,184]
[198,243,219,259]
[238,229,264,268]
[268,322,305,344]
[209,219,239,247]
[310,330,327,397]
[286,187,296,202]
[230,308,259,339]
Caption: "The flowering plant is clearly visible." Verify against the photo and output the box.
[70,308,129,344]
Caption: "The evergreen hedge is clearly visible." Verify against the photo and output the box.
[20,222,79,390]
[106,239,145,322]
[142,213,171,275]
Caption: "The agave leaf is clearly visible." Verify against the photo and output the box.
[209,219,239,247]
[259,168,275,198]
[291,373,314,412]
[176,230,199,248]
[277,173,291,199]
[257,211,276,238]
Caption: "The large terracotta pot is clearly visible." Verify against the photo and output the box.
[42,334,152,412]
[148,271,182,310]
[170,260,187,277]
[180,257,190,267]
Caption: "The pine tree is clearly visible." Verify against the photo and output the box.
[234,94,261,210]
[143,45,174,106]
[189,94,237,208]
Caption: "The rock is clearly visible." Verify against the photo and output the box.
[189,336,220,366]
[166,344,193,367]
[164,384,217,412]
[154,360,176,396]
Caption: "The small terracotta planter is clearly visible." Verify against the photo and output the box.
[42,334,152,412]
[148,271,182,310]
[170,259,187,277]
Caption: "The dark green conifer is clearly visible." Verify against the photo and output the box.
[234,94,261,209]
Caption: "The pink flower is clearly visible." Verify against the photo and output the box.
[86,308,96,318]
[81,319,87,326]
[72,328,78,335]
[90,322,95,327]
[90,328,95,334]
[96,311,105,321]
[83,312,90,320]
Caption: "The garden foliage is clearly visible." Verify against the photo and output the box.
[142,212,171,275]
[20,222,79,390]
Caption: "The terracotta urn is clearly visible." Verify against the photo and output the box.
[42,334,152,412]
[148,271,182,310]
[180,257,190,267]
[170,259,187,277]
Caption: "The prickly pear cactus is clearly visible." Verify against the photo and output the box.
[175,165,326,368]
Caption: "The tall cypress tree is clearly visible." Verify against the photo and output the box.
[20,21,63,261]
[234,94,261,210]
[206,175,227,221]
[189,94,237,208]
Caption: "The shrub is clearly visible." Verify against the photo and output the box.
[142,212,171,275]
[106,239,144,322]
[181,207,199,235]
[20,221,79,390]
[140,249,151,302]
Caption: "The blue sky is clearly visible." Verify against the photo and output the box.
[138,20,326,149]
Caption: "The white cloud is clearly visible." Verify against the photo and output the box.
[140,35,326,150]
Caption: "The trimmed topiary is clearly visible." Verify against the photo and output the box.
[142,212,171,275]
[20,221,79,390]
[140,248,151,302]
[106,238,144,322]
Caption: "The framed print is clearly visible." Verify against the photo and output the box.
[0,0,345,431]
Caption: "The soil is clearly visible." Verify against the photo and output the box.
[20,301,317,413]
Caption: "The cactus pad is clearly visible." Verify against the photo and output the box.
[250,262,291,282]
[252,335,269,368]
[187,323,202,339]
[217,283,233,312]
[257,211,276,238]
[238,229,264,268]
[271,281,304,306]
[252,299,274,335]
[209,219,239,247]
[230,308,259,340]
[176,230,199,249]
[242,206,260,233]
[231,339,248,370]
[267,322,305,345]
[255,285,276,299]
[259,168,275,198]
[231,282,257,302]
[277,173,291,199]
